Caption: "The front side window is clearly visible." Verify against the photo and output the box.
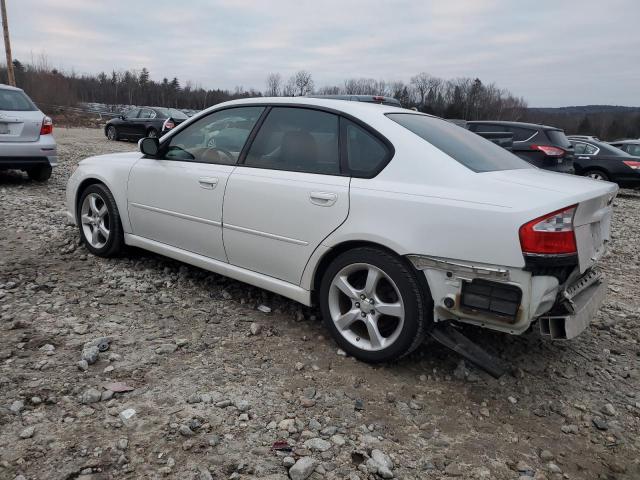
[344,119,390,176]
[163,106,264,165]
[245,107,340,175]
[388,114,532,172]
[0,89,37,111]
[125,109,140,120]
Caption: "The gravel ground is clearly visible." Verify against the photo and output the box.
[1,128,639,480]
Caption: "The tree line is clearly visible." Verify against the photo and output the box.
[1,58,638,140]
[0,58,526,120]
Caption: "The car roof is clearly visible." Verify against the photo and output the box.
[0,83,24,92]
[466,120,561,131]
[610,139,640,144]
[201,96,410,117]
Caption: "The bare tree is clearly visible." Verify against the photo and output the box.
[265,73,282,97]
[292,70,314,96]
[410,72,432,107]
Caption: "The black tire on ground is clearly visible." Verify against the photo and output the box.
[583,169,609,182]
[147,128,158,138]
[106,125,119,141]
[318,247,433,363]
[27,165,52,181]
[77,183,124,257]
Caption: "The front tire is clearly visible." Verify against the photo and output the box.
[78,184,124,257]
[106,126,118,141]
[319,247,432,363]
[27,165,52,181]
[147,128,158,138]
[583,169,609,181]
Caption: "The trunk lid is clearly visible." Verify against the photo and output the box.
[484,168,618,272]
[0,110,43,142]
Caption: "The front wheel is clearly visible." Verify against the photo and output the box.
[583,169,609,181]
[147,128,158,138]
[27,165,52,181]
[78,184,124,257]
[319,247,432,363]
[106,126,118,141]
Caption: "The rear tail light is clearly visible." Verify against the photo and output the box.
[40,116,53,135]
[530,144,565,157]
[163,119,175,130]
[519,205,577,255]
[623,160,640,170]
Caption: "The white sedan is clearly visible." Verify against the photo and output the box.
[66,97,617,362]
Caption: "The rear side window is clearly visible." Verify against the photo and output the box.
[546,130,572,148]
[343,119,390,176]
[0,89,37,111]
[245,107,340,175]
[470,123,507,133]
[387,113,532,172]
[509,126,536,142]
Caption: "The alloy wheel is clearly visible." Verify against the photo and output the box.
[107,126,116,140]
[328,263,405,351]
[587,171,605,181]
[80,193,110,249]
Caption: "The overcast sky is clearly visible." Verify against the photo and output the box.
[6,0,639,107]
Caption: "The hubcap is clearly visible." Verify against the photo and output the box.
[107,127,115,140]
[588,172,604,180]
[328,263,405,352]
[80,193,110,249]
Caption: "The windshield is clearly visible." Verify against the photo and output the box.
[0,89,37,111]
[387,113,532,172]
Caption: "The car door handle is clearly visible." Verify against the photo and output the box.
[198,177,219,189]
[309,191,337,207]
[578,156,590,160]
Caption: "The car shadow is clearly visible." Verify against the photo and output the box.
[0,169,32,185]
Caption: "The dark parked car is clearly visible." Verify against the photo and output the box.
[609,139,640,157]
[105,107,188,141]
[466,121,574,173]
[568,137,640,186]
[448,119,514,150]
[308,95,402,107]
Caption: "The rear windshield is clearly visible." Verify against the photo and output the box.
[0,89,37,111]
[546,129,572,148]
[387,113,532,172]
[596,141,629,157]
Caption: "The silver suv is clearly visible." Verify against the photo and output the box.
[0,84,56,181]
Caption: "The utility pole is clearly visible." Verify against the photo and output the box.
[1,0,15,86]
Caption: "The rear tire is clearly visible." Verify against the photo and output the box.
[77,184,124,257]
[318,247,432,363]
[583,169,609,181]
[27,165,52,181]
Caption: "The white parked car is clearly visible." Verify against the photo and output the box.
[0,84,56,181]
[66,98,617,362]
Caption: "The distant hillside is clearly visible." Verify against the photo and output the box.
[529,105,640,115]
[524,105,640,140]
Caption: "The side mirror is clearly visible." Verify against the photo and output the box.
[139,137,160,157]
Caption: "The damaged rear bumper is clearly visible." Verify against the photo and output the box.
[408,254,606,340]
[538,269,606,339]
